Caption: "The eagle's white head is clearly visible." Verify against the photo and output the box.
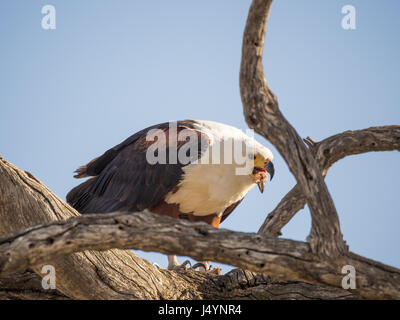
[192,120,274,192]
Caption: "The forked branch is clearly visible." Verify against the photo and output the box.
[239,0,347,256]
[259,125,400,236]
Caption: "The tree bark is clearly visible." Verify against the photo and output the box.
[0,156,364,300]
[0,157,399,299]
[240,0,346,257]
[0,269,68,300]
[259,125,400,237]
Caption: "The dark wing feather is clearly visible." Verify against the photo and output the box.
[67,121,209,214]
[220,199,243,224]
[73,122,168,178]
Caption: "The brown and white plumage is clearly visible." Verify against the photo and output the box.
[67,120,275,272]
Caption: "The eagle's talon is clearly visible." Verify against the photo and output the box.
[191,263,222,275]
[172,259,192,270]
[191,262,208,271]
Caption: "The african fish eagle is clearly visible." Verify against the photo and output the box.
[67,120,274,273]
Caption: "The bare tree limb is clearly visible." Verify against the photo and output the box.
[259,125,400,236]
[0,156,364,300]
[0,269,68,300]
[0,209,313,276]
[240,0,347,256]
[0,156,223,299]
[0,157,399,299]
[0,267,360,300]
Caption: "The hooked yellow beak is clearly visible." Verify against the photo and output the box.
[250,155,267,193]
[250,155,274,193]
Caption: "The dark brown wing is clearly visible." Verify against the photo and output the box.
[220,199,243,224]
[66,121,209,214]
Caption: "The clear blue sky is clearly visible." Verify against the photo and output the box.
[0,1,399,272]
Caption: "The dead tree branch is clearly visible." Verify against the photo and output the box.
[0,268,360,300]
[0,210,311,276]
[0,269,68,300]
[240,0,347,256]
[259,125,400,236]
[0,158,399,299]
[0,156,364,300]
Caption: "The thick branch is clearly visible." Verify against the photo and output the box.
[0,177,399,298]
[0,210,312,276]
[0,156,362,300]
[259,125,400,236]
[0,269,68,300]
[0,268,359,300]
[240,0,346,255]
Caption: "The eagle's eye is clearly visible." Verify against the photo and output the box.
[248,154,255,160]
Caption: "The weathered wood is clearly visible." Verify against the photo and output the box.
[0,269,68,300]
[0,157,207,299]
[240,0,347,256]
[0,268,360,300]
[259,125,400,236]
[0,157,364,300]
[0,158,399,299]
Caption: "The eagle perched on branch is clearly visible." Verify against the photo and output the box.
[67,120,274,273]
